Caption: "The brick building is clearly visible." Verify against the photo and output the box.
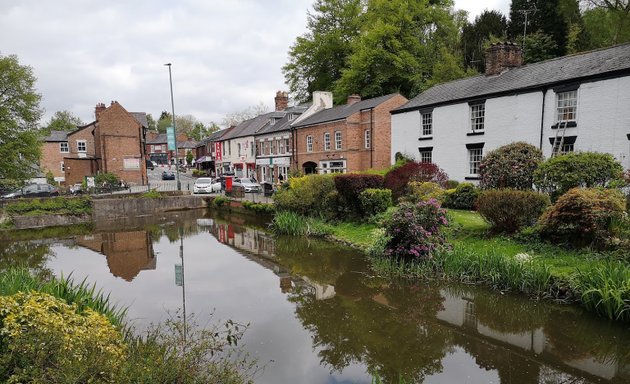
[40,131,71,183]
[291,93,407,174]
[62,101,149,186]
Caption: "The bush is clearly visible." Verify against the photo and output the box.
[5,196,92,216]
[381,200,449,261]
[359,188,392,217]
[0,291,126,383]
[537,188,626,248]
[95,172,120,187]
[212,195,229,207]
[384,161,449,201]
[273,174,336,217]
[533,152,624,199]
[242,200,274,214]
[477,189,550,233]
[443,182,479,210]
[333,174,384,217]
[404,181,447,204]
[479,142,543,190]
[446,180,460,189]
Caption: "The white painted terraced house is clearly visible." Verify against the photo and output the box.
[391,42,630,182]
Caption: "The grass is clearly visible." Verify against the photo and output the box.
[3,196,92,216]
[0,267,127,328]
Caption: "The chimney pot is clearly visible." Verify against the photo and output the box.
[95,102,106,120]
[347,94,361,105]
[485,42,523,76]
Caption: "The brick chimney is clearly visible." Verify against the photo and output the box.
[347,94,361,105]
[275,91,288,111]
[485,42,523,76]
[95,103,106,120]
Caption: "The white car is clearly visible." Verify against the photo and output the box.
[232,177,262,193]
[193,177,221,194]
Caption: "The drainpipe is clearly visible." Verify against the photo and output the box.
[539,88,548,151]
[370,107,374,168]
[292,126,298,172]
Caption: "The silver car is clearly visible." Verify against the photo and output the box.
[193,177,221,194]
[232,177,261,193]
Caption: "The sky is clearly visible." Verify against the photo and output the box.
[0,0,510,128]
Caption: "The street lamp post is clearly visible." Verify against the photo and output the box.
[165,63,181,191]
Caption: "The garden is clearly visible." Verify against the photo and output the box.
[270,142,630,323]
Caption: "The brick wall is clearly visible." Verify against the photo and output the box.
[64,158,98,186]
[40,142,67,182]
[68,124,96,158]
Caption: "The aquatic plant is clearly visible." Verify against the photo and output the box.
[573,263,630,321]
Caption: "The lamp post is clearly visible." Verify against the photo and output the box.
[165,63,181,191]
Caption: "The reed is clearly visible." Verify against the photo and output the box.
[573,263,630,321]
[271,211,332,237]
[0,267,127,328]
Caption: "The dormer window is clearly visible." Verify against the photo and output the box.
[270,118,277,126]
[288,113,295,121]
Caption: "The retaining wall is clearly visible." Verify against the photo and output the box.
[92,195,208,221]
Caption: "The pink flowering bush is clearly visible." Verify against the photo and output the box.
[479,142,543,190]
[382,199,449,261]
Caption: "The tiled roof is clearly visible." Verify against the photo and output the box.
[130,112,148,128]
[393,42,630,113]
[146,133,167,144]
[220,112,274,140]
[43,130,69,142]
[293,93,400,127]
[257,105,310,136]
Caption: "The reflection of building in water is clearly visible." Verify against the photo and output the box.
[209,221,334,300]
[76,231,155,281]
[436,290,628,382]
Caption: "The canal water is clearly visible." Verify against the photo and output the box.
[1,209,628,383]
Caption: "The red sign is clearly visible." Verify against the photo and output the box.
[215,142,222,161]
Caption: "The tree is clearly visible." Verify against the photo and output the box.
[582,0,630,46]
[334,0,467,101]
[461,10,508,72]
[508,0,570,57]
[190,121,220,141]
[517,31,559,63]
[283,0,364,103]
[221,102,268,127]
[0,54,43,186]
[41,110,83,136]
[146,113,157,131]
[157,111,171,133]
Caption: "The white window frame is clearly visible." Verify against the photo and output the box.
[364,129,370,149]
[470,103,485,132]
[284,138,290,153]
[324,133,331,151]
[468,148,483,175]
[306,135,313,152]
[60,142,69,153]
[556,90,577,122]
[318,160,346,174]
[77,140,87,153]
[335,131,342,150]
[419,150,432,164]
[421,111,432,136]
[278,138,285,154]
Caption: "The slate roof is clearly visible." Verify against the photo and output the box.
[393,42,630,114]
[43,130,69,142]
[130,112,148,128]
[257,105,310,136]
[220,112,275,140]
[146,133,167,144]
[293,93,400,127]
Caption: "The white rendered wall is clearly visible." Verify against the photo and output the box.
[391,75,630,182]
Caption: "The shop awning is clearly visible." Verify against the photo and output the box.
[195,155,213,163]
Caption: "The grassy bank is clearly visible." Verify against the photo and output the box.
[0,268,256,383]
[272,209,630,322]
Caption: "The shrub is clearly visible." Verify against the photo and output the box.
[5,196,92,216]
[333,174,384,217]
[404,181,447,204]
[443,182,479,210]
[359,188,392,217]
[384,161,449,201]
[479,142,543,190]
[95,172,120,187]
[537,188,626,248]
[446,180,460,189]
[242,200,274,214]
[0,291,126,383]
[212,195,229,207]
[381,199,449,261]
[274,174,336,217]
[477,189,550,233]
[533,152,624,199]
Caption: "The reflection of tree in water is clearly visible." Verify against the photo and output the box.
[0,241,54,279]
[289,277,449,383]
[274,235,367,286]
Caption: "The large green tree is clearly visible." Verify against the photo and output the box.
[582,0,630,47]
[283,0,363,103]
[0,54,43,187]
[461,10,509,72]
[334,0,467,101]
[41,110,83,136]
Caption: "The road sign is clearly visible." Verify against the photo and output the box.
[167,126,176,150]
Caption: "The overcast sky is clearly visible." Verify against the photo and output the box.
[0,0,510,127]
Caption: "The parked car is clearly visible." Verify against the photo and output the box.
[1,183,59,199]
[69,183,84,195]
[162,171,176,180]
[193,177,221,194]
[232,177,261,193]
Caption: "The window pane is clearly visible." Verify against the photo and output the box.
[422,112,432,136]
[470,104,485,132]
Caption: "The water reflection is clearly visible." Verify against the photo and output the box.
[0,210,628,384]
